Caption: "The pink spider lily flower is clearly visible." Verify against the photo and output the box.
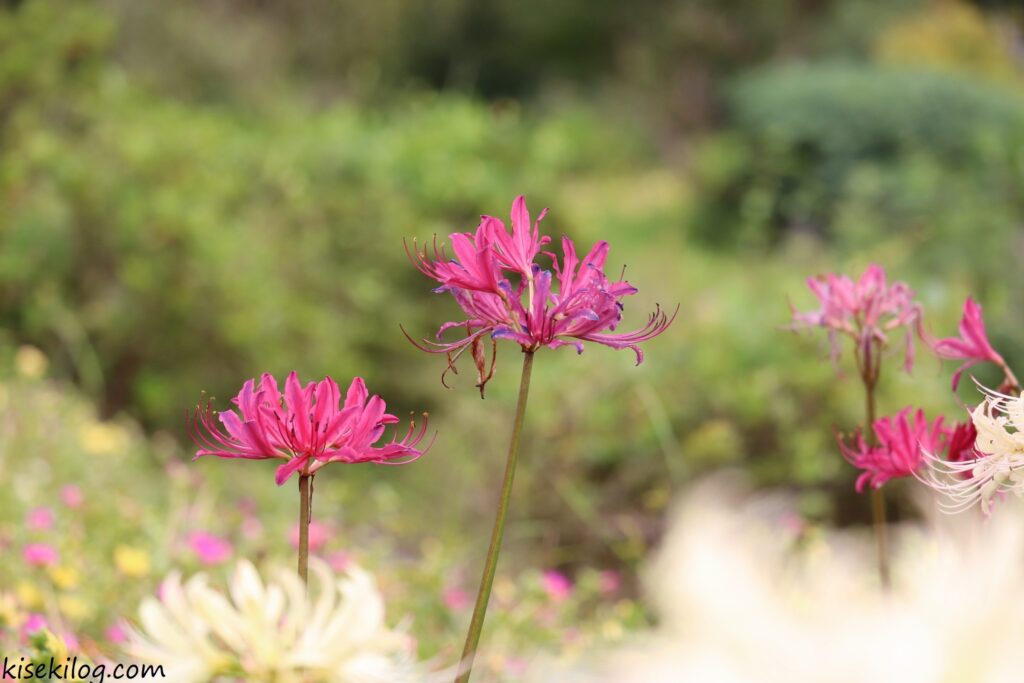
[189,372,430,485]
[790,264,922,375]
[406,196,675,394]
[490,196,551,278]
[837,407,947,492]
[931,297,1017,391]
[944,420,978,471]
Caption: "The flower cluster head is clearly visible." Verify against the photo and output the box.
[124,559,430,683]
[924,386,1024,514]
[931,297,1018,392]
[189,372,429,485]
[837,407,950,492]
[790,264,922,376]
[407,196,675,394]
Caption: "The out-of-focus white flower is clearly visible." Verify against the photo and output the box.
[528,478,1024,683]
[924,385,1024,514]
[124,558,429,683]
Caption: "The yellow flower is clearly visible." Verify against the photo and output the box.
[15,580,43,609]
[493,576,517,604]
[58,594,92,621]
[48,566,80,590]
[600,619,624,639]
[14,345,48,379]
[35,629,69,661]
[0,592,21,627]
[115,546,151,578]
[79,421,127,456]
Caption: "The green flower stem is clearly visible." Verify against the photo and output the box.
[298,473,313,584]
[861,344,890,588]
[456,350,535,683]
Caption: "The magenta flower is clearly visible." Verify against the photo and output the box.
[21,614,47,638]
[327,550,352,572]
[105,621,128,646]
[931,297,1016,390]
[59,485,84,509]
[187,531,233,566]
[189,372,429,485]
[945,420,978,465]
[26,507,54,531]
[790,264,922,374]
[442,586,472,612]
[837,407,947,492]
[541,570,573,602]
[407,195,675,393]
[23,543,59,567]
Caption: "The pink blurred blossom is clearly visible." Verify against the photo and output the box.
[837,407,947,492]
[20,614,46,638]
[931,298,1017,391]
[190,373,430,485]
[541,570,573,602]
[790,263,922,374]
[105,621,128,645]
[26,507,54,531]
[408,195,675,394]
[779,512,808,537]
[442,586,471,611]
[289,520,331,553]
[327,551,352,572]
[240,516,263,540]
[23,543,58,567]
[945,420,978,469]
[186,532,233,566]
[60,485,84,509]
[503,657,529,677]
[597,570,621,595]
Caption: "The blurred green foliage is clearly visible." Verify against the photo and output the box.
[0,0,650,427]
[691,63,1024,252]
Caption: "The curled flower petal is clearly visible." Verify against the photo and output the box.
[931,298,1010,390]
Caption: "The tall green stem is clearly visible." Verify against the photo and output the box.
[861,348,890,588]
[298,473,312,584]
[456,351,535,683]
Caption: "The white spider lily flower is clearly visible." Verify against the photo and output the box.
[924,385,1024,514]
[124,558,431,683]
[528,479,1024,683]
